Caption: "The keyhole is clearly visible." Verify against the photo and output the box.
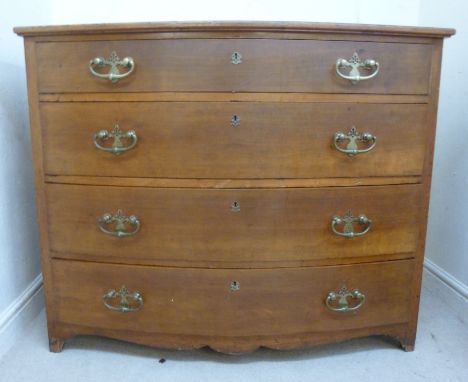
[230,281,240,291]
[231,115,240,127]
[231,51,242,64]
[231,201,240,212]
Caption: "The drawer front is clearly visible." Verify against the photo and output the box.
[46,184,421,266]
[41,102,427,179]
[36,39,432,94]
[51,259,414,337]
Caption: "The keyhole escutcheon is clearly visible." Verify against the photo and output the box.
[231,115,241,127]
[231,51,242,64]
[231,201,241,212]
[230,281,240,291]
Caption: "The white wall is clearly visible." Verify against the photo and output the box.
[0,0,51,316]
[48,0,420,25]
[0,0,52,356]
[1,0,465,356]
[419,0,468,291]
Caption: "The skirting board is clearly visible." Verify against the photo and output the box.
[424,259,468,299]
[423,259,468,321]
[0,274,44,360]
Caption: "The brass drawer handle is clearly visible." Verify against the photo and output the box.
[336,52,379,84]
[97,209,140,237]
[331,210,372,238]
[103,285,143,313]
[89,51,135,83]
[93,124,137,155]
[326,287,365,312]
[334,126,376,156]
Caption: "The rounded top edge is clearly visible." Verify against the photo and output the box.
[13,20,456,38]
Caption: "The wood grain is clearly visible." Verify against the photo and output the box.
[41,102,428,179]
[39,92,429,104]
[36,39,432,94]
[44,175,422,189]
[51,321,409,354]
[51,258,414,340]
[16,32,438,45]
[46,184,422,266]
[22,38,61,345]
[404,39,445,351]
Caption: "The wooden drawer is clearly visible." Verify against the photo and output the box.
[51,258,414,337]
[41,102,427,179]
[36,39,432,94]
[46,184,421,267]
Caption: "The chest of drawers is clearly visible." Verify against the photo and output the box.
[15,21,454,354]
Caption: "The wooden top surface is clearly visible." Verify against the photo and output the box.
[14,20,455,38]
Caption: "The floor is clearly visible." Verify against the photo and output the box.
[1,273,467,382]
